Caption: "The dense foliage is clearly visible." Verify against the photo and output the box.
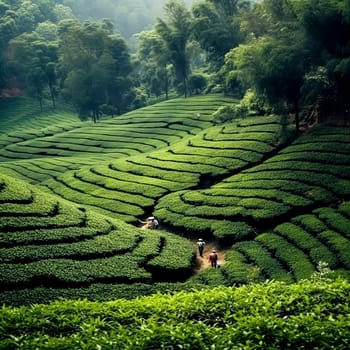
[1,278,350,349]
[1,0,349,126]
[1,1,350,346]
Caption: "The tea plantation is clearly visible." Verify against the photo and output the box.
[1,94,350,349]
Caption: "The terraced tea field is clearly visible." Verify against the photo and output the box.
[1,94,350,305]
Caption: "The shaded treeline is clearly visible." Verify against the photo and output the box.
[0,0,349,128]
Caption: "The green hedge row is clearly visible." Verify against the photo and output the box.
[64,171,154,207]
[190,137,275,153]
[43,177,140,222]
[0,97,79,134]
[76,167,164,198]
[0,190,58,216]
[0,254,152,286]
[255,160,350,179]
[147,233,196,279]
[0,213,114,246]
[291,213,328,234]
[0,173,196,297]
[226,200,350,284]
[148,151,248,172]
[217,179,332,202]
[0,200,86,231]
[233,240,293,283]
[0,229,139,263]
[156,188,295,226]
[256,233,315,280]
[0,230,194,289]
[2,101,287,225]
[225,169,350,196]
[115,159,200,183]
[319,230,350,268]
[277,141,350,154]
[156,124,350,234]
[205,128,279,143]
[269,151,350,165]
[0,94,231,162]
[219,249,257,284]
[155,205,254,241]
[91,165,190,192]
[0,175,32,202]
[274,222,338,267]
[131,154,227,175]
[0,281,193,306]
[0,161,68,184]
[315,207,350,238]
[222,122,282,134]
[237,114,284,126]
[168,146,261,163]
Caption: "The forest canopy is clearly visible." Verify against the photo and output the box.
[0,0,349,128]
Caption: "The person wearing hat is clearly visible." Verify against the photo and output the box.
[138,217,154,229]
[197,238,205,257]
[209,249,218,268]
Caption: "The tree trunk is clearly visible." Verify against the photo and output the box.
[49,83,55,108]
[294,99,300,133]
[164,65,169,100]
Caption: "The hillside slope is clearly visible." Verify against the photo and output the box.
[1,94,350,305]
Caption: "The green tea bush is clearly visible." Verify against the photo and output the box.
[2,96,350,304]
[339,200,350,214]
[2,279,350,349]
[212,104,239,124]
[210,220,254,240]
[319,230,350,268]
[315,208,350,238]
[275,222,337,267]
[43,177,139,221]
[0,200,86,231]
[258,159,350,179]
[0,214,114,246]
[270,151,350,165]
[221,249,256,284]
[0,175,32,202]
[147,233,195,280]
[91,165,190,192]
[256,233,315,280]
[233,241,293,282]
[0,190,58,216]
[189,266,228,286]
[77,168,164,198]
[0,229,139,263]
[291,214,328,234]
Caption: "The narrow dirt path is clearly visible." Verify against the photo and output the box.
[194,240,227,272]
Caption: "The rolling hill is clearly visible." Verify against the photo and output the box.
[0,94,350,307]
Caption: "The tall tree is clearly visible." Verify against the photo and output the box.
[225,0,309,132]
[192,0,248,71]
[0,0,72,95]
[105,33,134,115]
[156,0,192,97]
[58,19,133,121]
[9,32,58,110]
[0,1,16,91]
[134,30,171,99]
[301,0,350,125]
